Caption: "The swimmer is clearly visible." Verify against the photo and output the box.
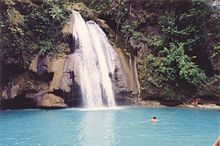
[150,116,158,123]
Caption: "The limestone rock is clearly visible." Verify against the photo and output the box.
[2,83,20,99]
[35,93,67,108]
[29,55,50,75]
[58,54,75,92]
[111,52,132,102]
[138,100,162,107]
[29,54,73,93]
[48,57,65,91]
[114,64,131,94]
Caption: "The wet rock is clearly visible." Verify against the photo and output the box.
[29,54,73,93]
[114,65,131,95]
[58,54,75,92]
[138,100,162,107]
[48,57,66,91]
[96,19,115,39]
[35,93,67,108]
[72,3,96,21]
[115,96,136,105]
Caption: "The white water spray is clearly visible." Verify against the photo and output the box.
[72,11,116,108]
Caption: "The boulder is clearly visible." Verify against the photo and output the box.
[35,93,67,108]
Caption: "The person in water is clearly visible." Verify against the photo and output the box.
[150,116,158,122]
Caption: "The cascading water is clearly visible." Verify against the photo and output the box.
[72,11,116,108]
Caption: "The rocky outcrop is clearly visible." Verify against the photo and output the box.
[0,53,75,109]
[96,18,138,102]
[48,57,66,91]
[29,54,74,92]
[34,93,67,108]
[113,57,132,102]
[29,55,50,75]
[67,2,97,21]
[0,5,137,109]
[138,100,162,107]
[59,54,75,92]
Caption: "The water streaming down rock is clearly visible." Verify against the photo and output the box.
[72,11,117,108]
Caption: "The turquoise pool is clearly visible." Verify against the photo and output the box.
[0,107,219,146]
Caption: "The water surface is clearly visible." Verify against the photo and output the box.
[0,107,219,146]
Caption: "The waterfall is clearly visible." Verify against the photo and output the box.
[72,11,116,108]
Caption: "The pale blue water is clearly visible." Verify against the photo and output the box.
[0,107,219,146]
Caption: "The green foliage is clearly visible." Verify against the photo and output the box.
[83,0,218,96]
[147,43,206,88]
[142,0,219,92]
[131,31,142,41]
[213,43,220,53]
[38,40,53,56]
[0,0,71,67]
[80,0,127,21]
[121,21,141,40]
[159,4,209,52]
[83,0,145,50]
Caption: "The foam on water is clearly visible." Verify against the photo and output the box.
[78,107,124,111]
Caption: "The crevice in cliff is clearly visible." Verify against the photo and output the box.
[99,14,118,31]
[2,63,25,86]
[30,72,54,82]
[130,54,141,101]
[0,92,36,110]
[69,81,82,107]
[190,46,216,77]
[62,33,74,54]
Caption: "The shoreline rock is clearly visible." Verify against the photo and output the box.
[179,103,220,109]
[35,93,67,108]
[137,99,220,109]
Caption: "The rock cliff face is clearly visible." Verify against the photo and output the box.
[0,54,68,109]
[78,0,220,106]
[1,1,220,109]
[0,6,135,109]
